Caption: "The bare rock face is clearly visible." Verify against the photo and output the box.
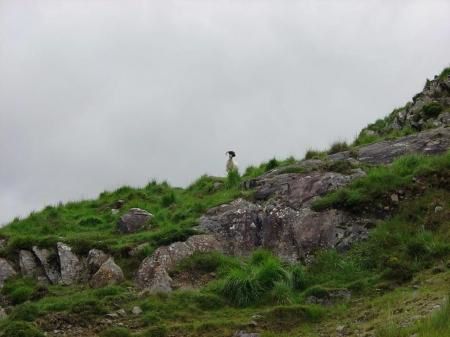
[89,258,124,288]
[117,208,153,234]
[199,198,371,262]
[87,249,109,274]
[0,258,17,288]
[57,242,83,285]
[136,234,222,292]
[19,250,48,283]
[251,170,364,208]
[0,306,7,320]
[330,127,450,164]
[32,246,61,284]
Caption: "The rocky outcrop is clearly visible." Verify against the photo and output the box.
[87,249,109,274]
[32,246,61,284]
[0,258,16,288]
[5,243,124,289]
[330,127,450,164]
[198,124,449,265]
[136,234,222,292]
[19,250,48,283]
[249,170,365,207]
[391,72,450,131]
[199,198,371,262]
[89,257,124,288]
[57,242,84,285]
[117,208,153,233]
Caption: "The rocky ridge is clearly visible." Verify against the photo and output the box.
[135,126,450,292]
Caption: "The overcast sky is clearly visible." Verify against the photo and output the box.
[1,0,449,225]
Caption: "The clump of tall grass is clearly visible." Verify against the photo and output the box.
[225,170,241,189]
[218,250,292,307]
[304,149,327,160]
[328,141,349,155]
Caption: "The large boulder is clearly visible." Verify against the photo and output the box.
[32,246,61,284]
[19,250,48,283]
[87,249,109,274]
[136,234,222,292]
[117,208,153,233]
[89,258,124,288]
[0,258,16,288]
[57,242,83,285]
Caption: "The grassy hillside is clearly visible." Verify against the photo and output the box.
[1,67,449,337]
[1,150,449,337]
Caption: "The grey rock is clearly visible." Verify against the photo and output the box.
[117,208,153,233]
[0,306,7,320]
[250,171,355,208]
[0,238,6,250]
[330,127,450,165]
[435,206,444,213]
[233,331,260,337]
[116,309,126,316]
[131,306,143,315]
[19,250,47,283]
[89,257,124,288]
[57,242,83,285]
[0,258,16,288]
[136,234,222,292]
[390,193,399,203]
[32,246,61,284]
[199,198,371,262]
[87,249,109,274]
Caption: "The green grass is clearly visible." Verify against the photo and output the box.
[0,321,45,337]
[375,296,450,337]
[422,102,443,119]
[304,149,327,160]
[438,66,450,80]
[1,278,46,305]
[0,177,248,265]
[312,152,450,212]
[327,141,349,155]
[99,327,132,337]
[243,156,297,178]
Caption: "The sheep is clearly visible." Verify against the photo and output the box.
[225,151,238,173]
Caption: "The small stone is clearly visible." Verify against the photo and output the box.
[434,206,443,213]
[233,331,260,337]
[0,258,17,288]
[106,313,118,319]
[132,306,143,315]
[390,194,399,203]
[336,325,346,332]
[0,306,7,320]
[116,309,126,316]
[111,209,119,215]
[117,208,153,234]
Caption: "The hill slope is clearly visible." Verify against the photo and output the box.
[0,67,449,337]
